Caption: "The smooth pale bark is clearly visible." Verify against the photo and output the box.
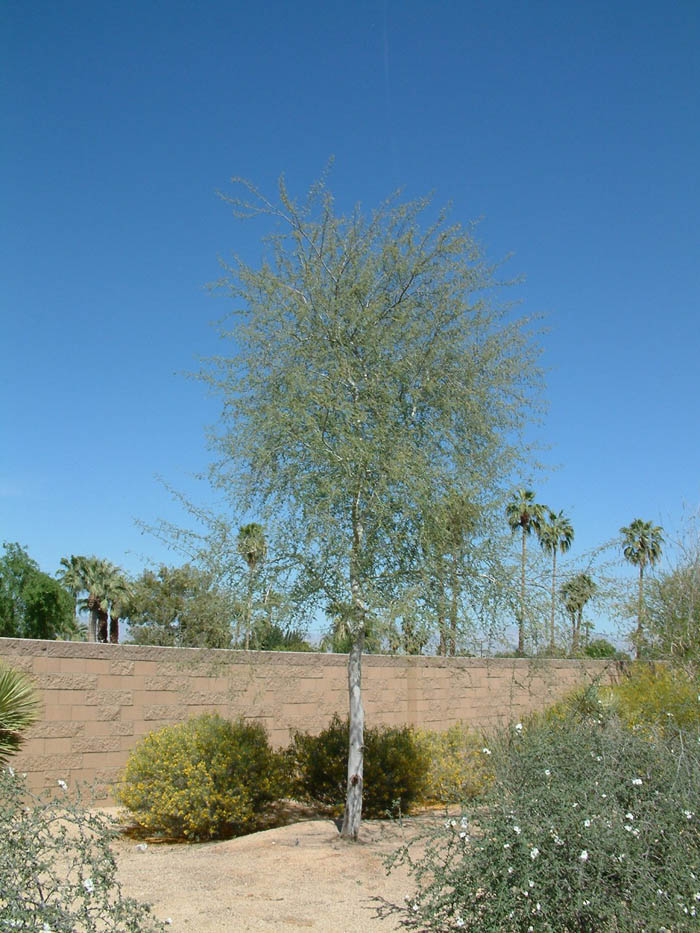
[449,551,459,657]
[340,631,365,840]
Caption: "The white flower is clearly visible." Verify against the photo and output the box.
[530,847,540,860]
[412,903,419,912]
[528,880,535,888]
[624,824,633,832]
[595,755,602,762]
[584,819,591,828]
[601,793,607,798]
[459,831,468,839]
[57,779,67,790]
[625,812,634,820]
[684,810,694,820]
[455,919,465,929]
[482,747,492,755]
[83,878,94,894]
[544,769,551,776]
[515,722,523,732]
[8,766,15,777]
[631,778,643,786]
[461,817,469,829]
[503,843,510,849]
[553,834,564,846]
[135,843,148,852]
[513,825,521,835]
[580,850,589,862]
[508,866,514,874]
[695,892,700,901]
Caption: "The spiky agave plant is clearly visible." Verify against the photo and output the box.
[0,664,40,763]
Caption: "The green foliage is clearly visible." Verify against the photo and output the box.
[117,714,287,840]
[126,563,233,648]
[414,723,493,804]
[0,767,165,932]
[646,549,700,661]
[0,662,39,762]
[58,554,130,643]
[0,541,74,639]
[583,637,621,659]
[391,706,700,931]
[288,715,429,817]
[606,663,700,734]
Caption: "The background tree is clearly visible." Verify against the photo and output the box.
[125,563,233,648]
[57,555,128,643]
[0,543,74,640]
[236,523,267,650]
[560,572,596,652]
[538,509,574,652]
[620,518,664,658]
[505,490,546,653]
[201,174,541,838]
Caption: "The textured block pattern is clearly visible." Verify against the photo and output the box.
[0,638,617,801]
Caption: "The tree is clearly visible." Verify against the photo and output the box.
[620,519,664,658]
[58,555,128,643]
[560,572,596,652]
[202,174,541,838]
[505,490,546,653]
[126,564,233,648]
[0,543,74,640]
[236,523,267,650]
[538,509,574,652]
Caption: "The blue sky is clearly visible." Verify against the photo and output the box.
[2,1,698,639]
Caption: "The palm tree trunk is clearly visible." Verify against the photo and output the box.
[636,564,644,659]
[87,604,97,643]
[449,551,459,657]
[549,548,557,652]
[97,611,109,643]
[109,613,119,644]
[519,529,526,654]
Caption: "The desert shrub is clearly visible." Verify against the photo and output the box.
[605,662,700,735]
[0,766,165,932]
[117,714,287,840]
[414,723,493,804]
[389,707,700,931]
[289,715,429,817]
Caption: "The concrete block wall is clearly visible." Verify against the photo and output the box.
[0,638,617,800]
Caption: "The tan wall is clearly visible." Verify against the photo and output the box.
[0,638,618,801]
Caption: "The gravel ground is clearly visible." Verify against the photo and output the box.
[113,812,429,932]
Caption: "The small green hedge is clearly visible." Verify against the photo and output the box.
[288,714,429,817]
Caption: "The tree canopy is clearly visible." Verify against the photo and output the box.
[202,173,542,838]
[0,543,74,640]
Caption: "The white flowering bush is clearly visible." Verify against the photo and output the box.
[388,695,700,931]
[0,767,165,932]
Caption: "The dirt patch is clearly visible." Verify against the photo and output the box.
[113,809,433,932]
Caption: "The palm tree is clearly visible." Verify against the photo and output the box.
[538,510,574,652]
[561,572,596,652]
[236,524,267,650]
[0,663,39,763]
[58,556,124,643]
[506,489,547,653]
[620,519,664,658]
[105,568,132,644]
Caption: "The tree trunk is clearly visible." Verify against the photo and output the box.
[340,631,365,840]
[570,609,579,652]
[97,611,109,643]
[518,529,526,654]
[549,548,557,652]
[448,552,459,657]
[87,605,97,643]
[636,564,644,659]
[109,613,119,644]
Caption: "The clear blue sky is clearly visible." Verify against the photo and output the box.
[2,1,698,633]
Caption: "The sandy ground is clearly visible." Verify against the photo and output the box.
[113,809,430,932]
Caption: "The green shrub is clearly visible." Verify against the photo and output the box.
[605,662,700,734]
[289,715,429,818]
[117,714,287,841]
[0,766,165,932]
[390,707,700,931]
[414,723,493,804]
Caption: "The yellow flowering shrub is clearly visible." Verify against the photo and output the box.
[415,723,494,804]
[605,663,700,735]
[117,714,287,840]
